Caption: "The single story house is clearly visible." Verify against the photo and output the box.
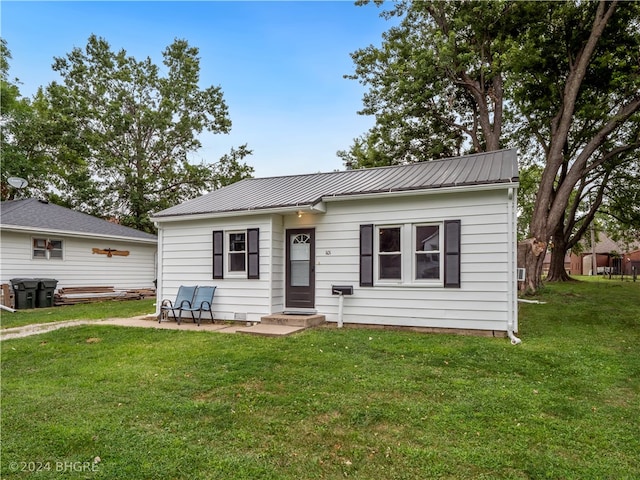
[1,198,157,296]
[543,233,640,276]
[152,149,520,338]
[572,234,640,276]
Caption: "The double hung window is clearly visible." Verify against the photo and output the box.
[415,225,440,280]
[228,232,246,272]
[213,228,260,279]
[378,227,402,280]
[33,238,63,260]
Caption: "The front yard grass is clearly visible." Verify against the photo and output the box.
[0,299,156,330]
[1,279,638,479]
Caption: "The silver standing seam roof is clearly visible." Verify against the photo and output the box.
[153,149,518,219]
[1,198,157,242]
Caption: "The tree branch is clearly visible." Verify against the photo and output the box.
[548,95,640,230]
[534,0,619,235]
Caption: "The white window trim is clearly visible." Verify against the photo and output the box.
[374,223,444,287]
[412,223,443,285]
[225,230,247,277]
[375,225,402,285]
[32,237,64,261]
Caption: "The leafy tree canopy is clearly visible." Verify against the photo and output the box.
[2,35,253,233]
[1,39,55,199]
[340,0,533,167]
[343,0,640,290]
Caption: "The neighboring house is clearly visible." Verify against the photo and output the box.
[152,149,520,337]
[571,234,640,276]
[1,198,157,291]
[542,233,640,276]
[626,250,640,277]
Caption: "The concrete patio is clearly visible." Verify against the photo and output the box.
[0,313,325,341]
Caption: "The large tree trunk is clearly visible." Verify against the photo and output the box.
[547,246,572,282]
[518,238,547,294]
[522,0,621,293]
[546,223,573,282]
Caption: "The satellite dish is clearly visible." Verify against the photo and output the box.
[7,177,28,189]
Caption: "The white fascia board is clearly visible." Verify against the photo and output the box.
[321,181,519,203]
[152,203,324,224]
[0,225,157,245]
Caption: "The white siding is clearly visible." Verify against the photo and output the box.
[156,187,517,332]
[289,188,514,331]
[0,230,156,290]
[157,214,277,322]
[269,217,285,314]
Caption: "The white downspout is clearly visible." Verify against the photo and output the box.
[335,291,344,328]
[508,324,522,345]
[507,187,522,345]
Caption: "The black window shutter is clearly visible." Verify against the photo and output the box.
[360,224,374,287]
[444,220,461,288]
[247,228,260,279]
[213,230,224,279]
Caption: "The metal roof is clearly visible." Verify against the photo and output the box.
[1,198,157,242]
[153,149,518,219]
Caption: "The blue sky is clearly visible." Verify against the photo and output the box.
[1,1,395,177]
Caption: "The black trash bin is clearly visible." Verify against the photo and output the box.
[36,278,58,308]
[10,278,39,309]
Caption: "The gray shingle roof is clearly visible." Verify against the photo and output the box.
[1,199,157,242]
[153,149,518,219]
[583,233,640,255]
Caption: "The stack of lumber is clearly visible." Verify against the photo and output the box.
[54,286,156,306]
[131,288,156,299]
[1,284,15,309]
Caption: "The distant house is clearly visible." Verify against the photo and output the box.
[626,250,640,277]
[0,199,157,292]
[542,252,573,276]
[573,234,640,276]
[151,149,520,338]
[543,233,640,276]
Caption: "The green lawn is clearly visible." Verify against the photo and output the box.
[1,279,638,479]
[0,299,156,330]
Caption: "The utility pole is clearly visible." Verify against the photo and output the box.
[590,221,597,276]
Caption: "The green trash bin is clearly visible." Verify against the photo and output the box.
[10,278,39,309]
[36,278,58,308]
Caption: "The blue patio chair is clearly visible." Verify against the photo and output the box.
[158,285,197,323]
[180,285,217,326]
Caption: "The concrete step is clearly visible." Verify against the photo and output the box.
[234,324,308,337]
[260,313,326,327]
